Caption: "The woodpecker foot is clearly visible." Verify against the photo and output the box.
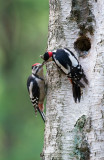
[68,78,72,84]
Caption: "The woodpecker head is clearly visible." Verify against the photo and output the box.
[32,63,43,76]
[40,51,53,61]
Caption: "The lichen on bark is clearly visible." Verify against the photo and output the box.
[73,115,90,160]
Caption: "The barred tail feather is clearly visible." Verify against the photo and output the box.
[37,107,46,122]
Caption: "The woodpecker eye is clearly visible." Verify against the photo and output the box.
[44,52,50,61]
[32,66,37,69]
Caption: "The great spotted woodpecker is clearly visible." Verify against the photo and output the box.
[27,63,46,122]
[41,48,88,102]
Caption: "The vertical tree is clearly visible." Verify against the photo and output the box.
[42,0,104,160]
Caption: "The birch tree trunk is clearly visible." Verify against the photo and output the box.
[42,0,104,159]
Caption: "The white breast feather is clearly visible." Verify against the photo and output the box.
[53,49,57,52]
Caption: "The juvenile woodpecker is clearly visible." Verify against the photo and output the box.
[41,48,88,103]
[27,63,46,122]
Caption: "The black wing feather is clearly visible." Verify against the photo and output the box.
[72,82,81,103]
[53,49,72,70]
[27,75,40,107]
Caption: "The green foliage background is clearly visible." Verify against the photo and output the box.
[0,0,48,159]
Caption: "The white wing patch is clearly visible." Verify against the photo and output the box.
[67,64,70,73]
[64,49,78,67]
[29,82,33,98]
[53,49,57,52]
[53,54,69,74]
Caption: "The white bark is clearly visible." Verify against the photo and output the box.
[42,0,104,160]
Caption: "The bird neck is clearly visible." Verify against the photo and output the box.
[32,68,44,80]
[32,73,44,81]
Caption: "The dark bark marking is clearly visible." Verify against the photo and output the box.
[70,0,95,36]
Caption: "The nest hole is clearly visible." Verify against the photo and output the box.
[74,36,91,57]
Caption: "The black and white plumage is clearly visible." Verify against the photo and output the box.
[41,48,88,102]
[27,63,46,122]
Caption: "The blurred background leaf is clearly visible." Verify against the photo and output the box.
[0,0,48,159]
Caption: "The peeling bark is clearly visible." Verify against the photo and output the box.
[42,0,104,160]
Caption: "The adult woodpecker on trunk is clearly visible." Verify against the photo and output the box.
[27,63,46,122]
[41,48,88,102]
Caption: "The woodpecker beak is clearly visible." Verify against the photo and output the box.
[42,61,47,66]
[40,55,51,64]
[37,61,46,70]
[41,61,45,66]
[40,55,44,59]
